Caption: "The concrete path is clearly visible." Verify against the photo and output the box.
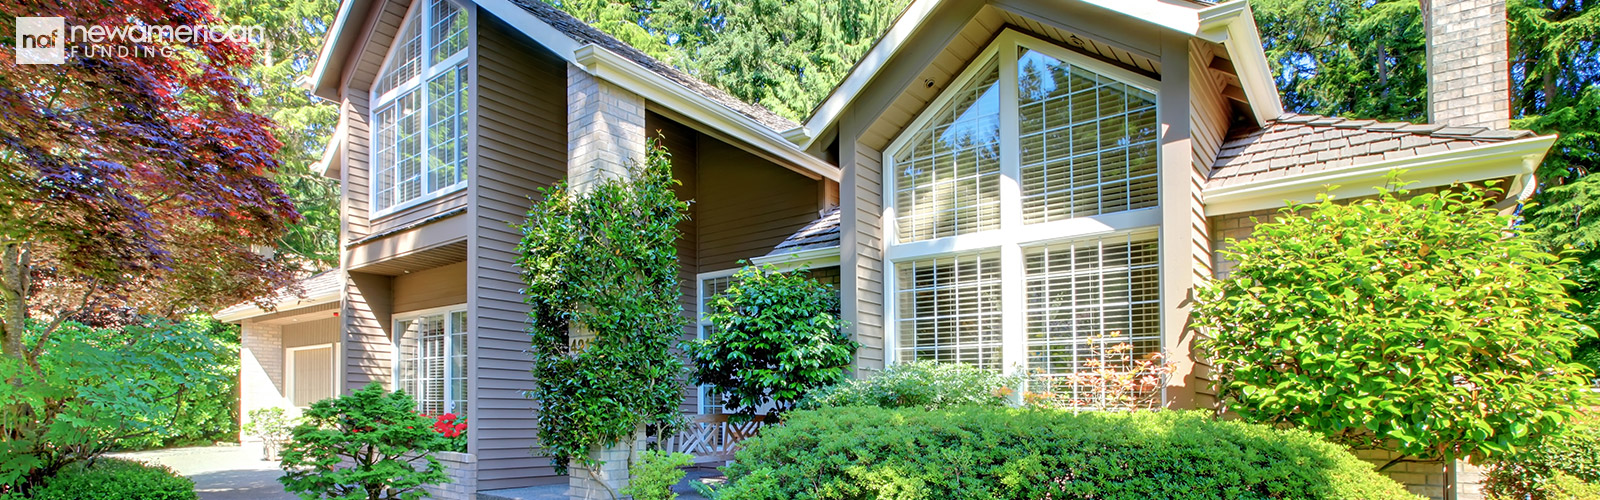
[110,443,298,500]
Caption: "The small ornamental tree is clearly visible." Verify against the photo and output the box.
[1195,179,1595,465]
[516,139,688,477]
[278,383,449,500]
[688,265,856,416]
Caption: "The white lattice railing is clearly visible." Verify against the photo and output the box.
[655,414,769,464]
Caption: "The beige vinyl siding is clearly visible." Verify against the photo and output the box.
[370,190,470,234]
[469,14,567,489]
[289,346,336,407]
[283,317,340,347]
[344,272,394,391]
[1187,41,1232,404]
[393,262,468,313]
[848,144,886,373]
[341,0,414,242]
[695,140,822,272]
[647,112,703,416]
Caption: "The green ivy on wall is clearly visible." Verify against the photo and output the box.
[516,138,689,474]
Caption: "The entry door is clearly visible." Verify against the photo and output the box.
[288,345,335,407]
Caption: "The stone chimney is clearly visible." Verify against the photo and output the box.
[1420,0,1512,130]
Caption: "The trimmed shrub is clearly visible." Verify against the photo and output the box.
[797,360,1018,411]
[719,406,1420,500]
[30,458,196,500]
[278,383,450,500]
[621,451,694,500]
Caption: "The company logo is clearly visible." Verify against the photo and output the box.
[16,17,65,65]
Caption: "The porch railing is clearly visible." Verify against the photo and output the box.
[655,414,769,464]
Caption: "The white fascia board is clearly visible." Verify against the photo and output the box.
[749,246,842,271]
[574,45,842,182]
[1076,0,1203,34]
[318,116,348,179]
[309,0,361,100]
[475,0,584,63]
[1198,0,1285,125]
[214,292,341,323]
[1202,135,1557,216]
[797,0,943,149]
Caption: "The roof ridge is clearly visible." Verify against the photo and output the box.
[1270,113,1532,142]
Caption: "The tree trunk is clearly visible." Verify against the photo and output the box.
[0,241,30,361]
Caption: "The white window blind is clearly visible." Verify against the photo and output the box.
[396,308,468,415]
[1024,234,1160,405]
[371,0,469,214]
[893,59,1003,243]
[1018,48,1158,224]
[896,253,1004,370]
[696,274,735,414]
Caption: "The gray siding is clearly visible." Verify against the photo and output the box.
[284,317,341,347]
[647,112,703,416]
[393,261,469,313]
[468,13,568,489]
[344,272,393,391]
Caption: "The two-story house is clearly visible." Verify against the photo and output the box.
[217,0,1555,498]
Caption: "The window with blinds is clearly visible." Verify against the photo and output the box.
[896,253,1005,369]
[1018,49,1158,224]
[396,308,468,416]
[885,31,1165,409]
[1024,235,1160,406]
[893,59,1003,243]
[371,0,469,214]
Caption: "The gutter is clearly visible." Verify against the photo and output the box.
[1203,135,1558,215]
[749,246,842,271]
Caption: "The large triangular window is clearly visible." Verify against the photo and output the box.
[370,0,469,214]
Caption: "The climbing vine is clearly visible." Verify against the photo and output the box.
[516,139,688,475]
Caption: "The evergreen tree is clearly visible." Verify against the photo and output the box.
[216,0,342,269]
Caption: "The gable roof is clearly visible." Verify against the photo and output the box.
[311,0,837,180]
[1209,113,1537,189]
[501,0,797,133]
[214,270,343,322]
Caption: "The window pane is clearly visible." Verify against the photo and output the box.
[1017,48,1158,224]
[1023,234,1160,408]
[396,319,419,400]
[893,59,1003,243]
[414,314,447,415]
[375,12,421,99]
[392,90,424,206]
[449,311,468,415]
[896,252,1004,369]
[427,64,469,192]
[429,0,468,64]
[373,102,399,211]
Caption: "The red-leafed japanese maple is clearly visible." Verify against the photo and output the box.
[0,0,299,491]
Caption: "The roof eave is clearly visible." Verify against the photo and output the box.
[213,291,341,323]
[1202,134,1558,215]
[1197,0,1284,125]
[308,0,369,101]
[573,45,841,182]
[318,116,348,179]
[750,245,842,270]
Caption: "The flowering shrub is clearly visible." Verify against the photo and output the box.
[426,413,468,453]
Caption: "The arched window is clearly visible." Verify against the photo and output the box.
[886,30,1163,408]
[370,0,469,215]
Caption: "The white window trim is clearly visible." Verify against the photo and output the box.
[694,268,741,415]
[368,0,470,219]
[390,303,468,414]
[286,343,337,408]
[881,29,1165,381]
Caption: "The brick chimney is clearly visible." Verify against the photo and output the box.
[1420,0,1512,129]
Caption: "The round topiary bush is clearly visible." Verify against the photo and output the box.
[30,458,196,500]
[718,406,1420,500]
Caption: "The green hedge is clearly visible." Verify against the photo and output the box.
[719,407,1420,500]
[30,458,195,500]
[797,360,1018,411]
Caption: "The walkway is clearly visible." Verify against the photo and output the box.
[110,443,297,500]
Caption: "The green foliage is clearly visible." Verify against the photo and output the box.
[516,140,688,474]
[1253,0,1427,121]
[29,458,196,500]
[1484,410,1600,499]
[543,0,910,121]
[717,406,1420,500]
[278,383,451,500]
[1195,180,1595,462]
[0,317,234,493]
[687,265,856,415]
[216,0,342,268]
[798,360,1018,411]
[620,451,693,500]
[245,407,298,460]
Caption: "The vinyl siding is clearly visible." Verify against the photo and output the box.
[1186,41,1232,404]
[393,262,469,313]
[847,143,886,373]
[469,14,567,489]
[344,271,394,391]
[283,317,340,347]
[647,112,703,416]
[694,140,821,272]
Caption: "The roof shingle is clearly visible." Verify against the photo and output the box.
[215,270,342,319]
[1209,113,1536,189]
[766,208,842,257]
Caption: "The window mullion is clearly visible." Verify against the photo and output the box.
[997,42,1026,381]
